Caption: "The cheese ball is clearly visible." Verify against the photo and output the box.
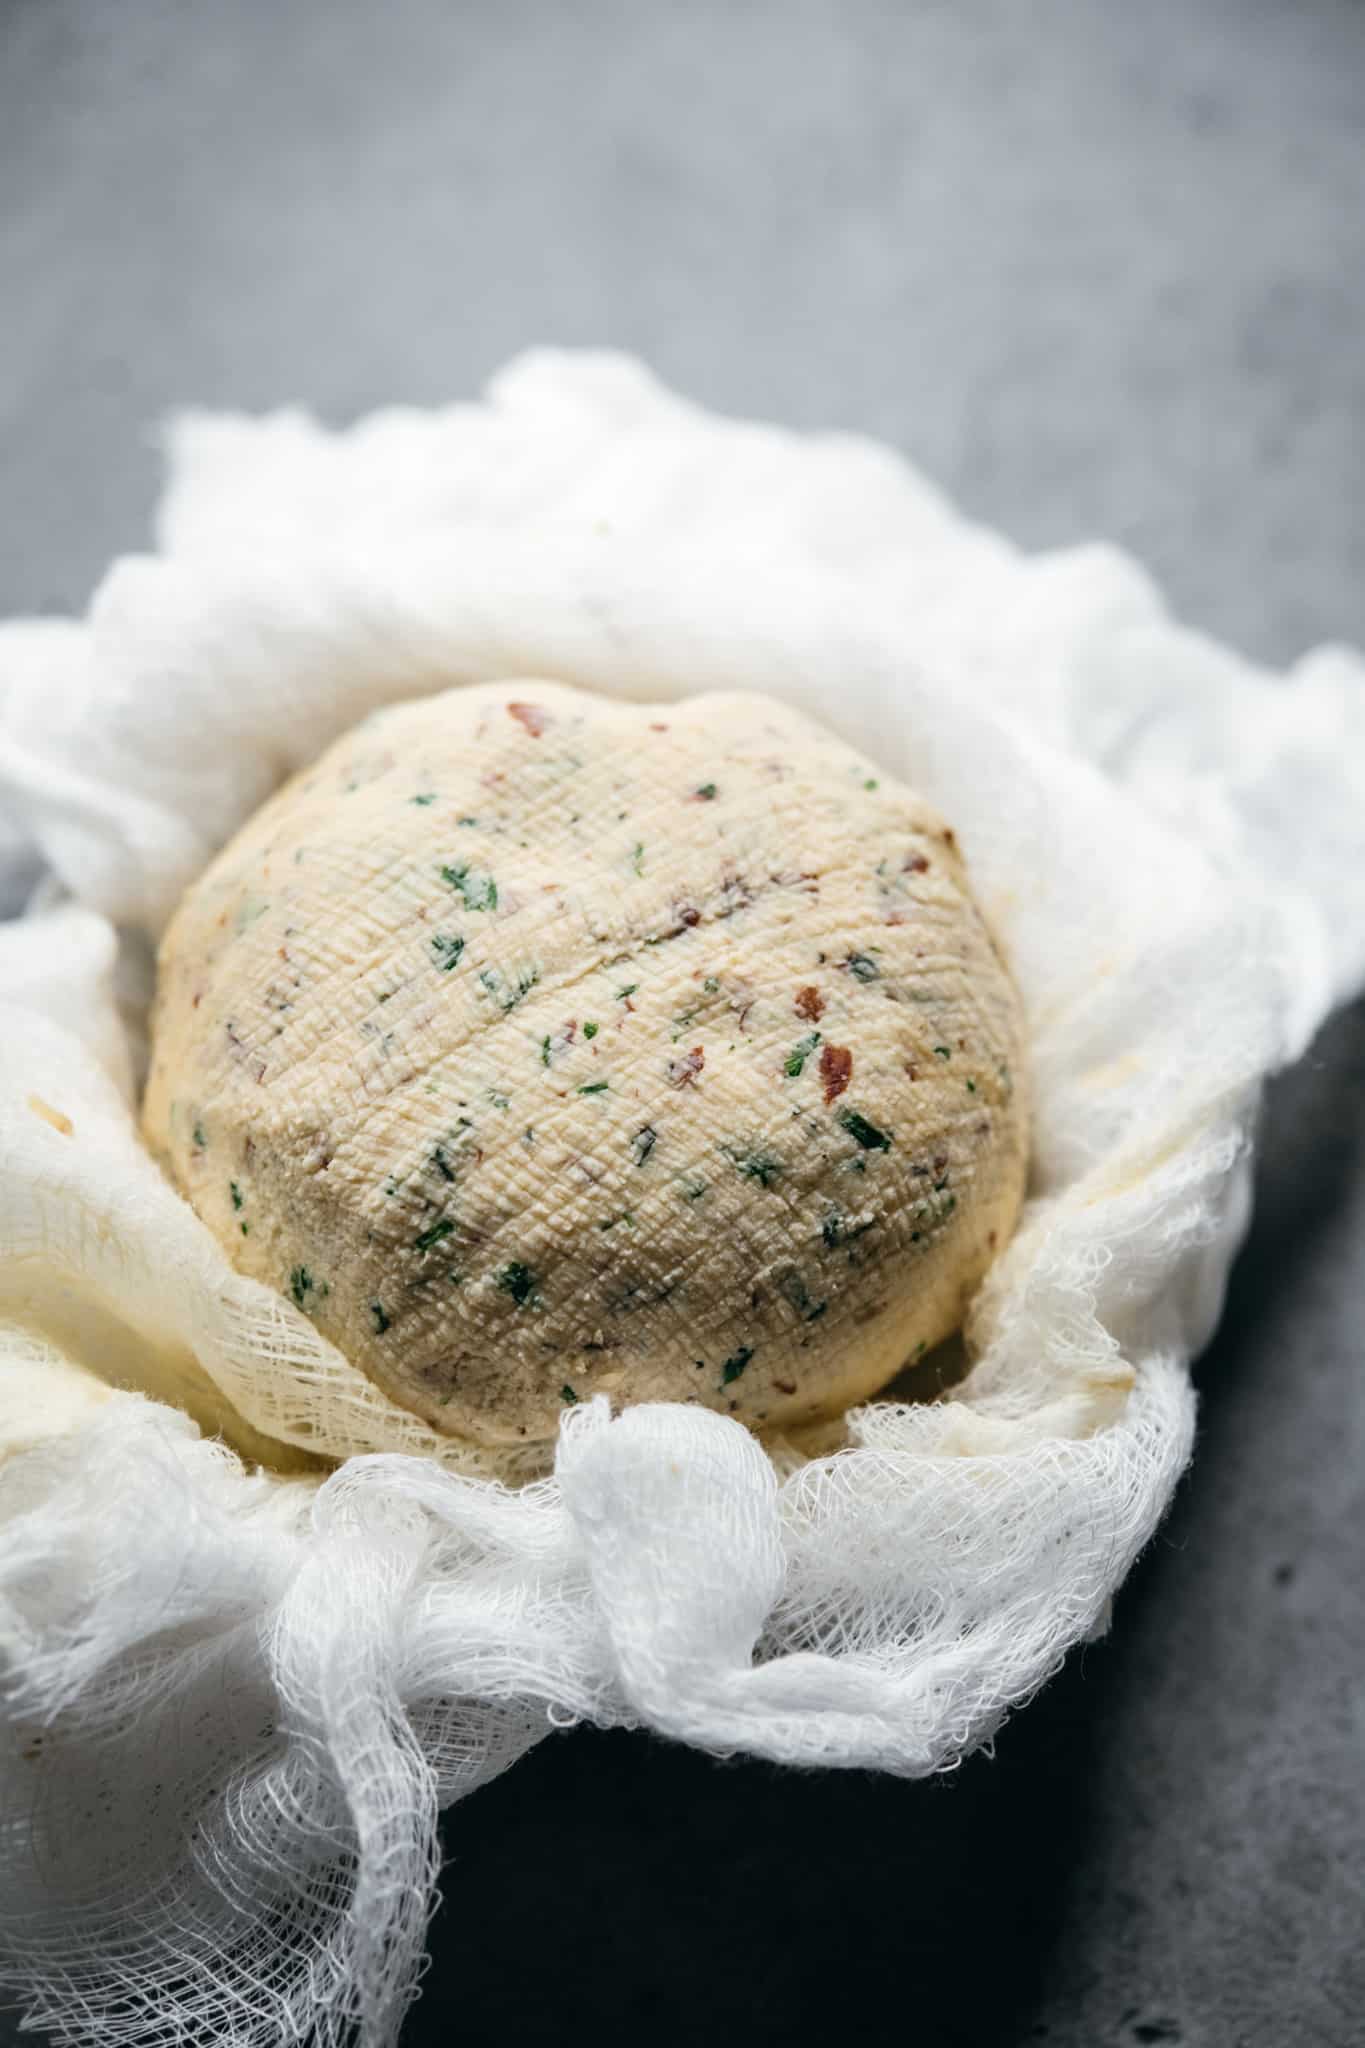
[143,681,1027,1447]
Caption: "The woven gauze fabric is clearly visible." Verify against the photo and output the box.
[1,352,1362,2048]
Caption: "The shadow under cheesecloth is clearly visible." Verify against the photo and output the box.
[406,998,1365,2048]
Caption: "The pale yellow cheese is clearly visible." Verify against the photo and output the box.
[143,682,1028,1447]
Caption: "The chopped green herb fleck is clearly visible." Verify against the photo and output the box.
[431,932,465,970]
[933,1045,952,1060]
[678,1174,709,1202]
[240,1221,249,1236]
[695,782,718,801]
[409,793,438,807]
[838,1109,893,1152]
[478,964,539,1012]
[439,862,498,911]
[456,815,478,828]
[966,1078,977,1093]
[821,1212,876,1249]
[192,1122,207,1149]
[432,1146,455,1183]
[844,953,880,982]
[913,1339,928,1361]
[864,778,879,791]
[560,1383,579,1405]
[497,1261,536,1308]
[616,983,638,1001]
[721,1345,754,1385]
[578,1081,610,1095]
[726,1146,783,1187]
[229,1181,244,1211]
[289,1266,314,1307]
[414,1218,454,1254]
[633,1125,658,1166]
[371,1302,391,1334]
[632,842,645,877]
[583,1020,599,1039]
[487,1089,510,1110]
[702,977,720,994]
[784,1031,822,1078]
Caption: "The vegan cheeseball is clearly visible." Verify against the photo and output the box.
[142,680,1028,1446]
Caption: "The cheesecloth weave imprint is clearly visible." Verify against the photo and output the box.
[1,352,1362,2048]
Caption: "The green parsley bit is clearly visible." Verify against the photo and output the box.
[560,1383,579,1405]
[838,1109,892,1152]
[439,862,498,911]
[632,842,645,877]
[409,793,438,806]
[966,1078,977,1093]
[578,1081,610,1095]
[497,1261,537,1308]
[583,1020,599,1039]
[413,1218,454,1254]
[864,778,879,790]
[933,1045,952,1060]
[192,1122,207,1149]
[289,1266,314,1307]
[721,1345,754,1385]
[727,1146,782,1187]
[845,954,880,982]
[431,932,465,970]
[371,1302,391,1334]
[617,983,638,1001]
[229,1181,244,1210]
[695,783,718,801]
[784,1031,822,1078]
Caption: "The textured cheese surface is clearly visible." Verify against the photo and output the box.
[142,681,1028,1446]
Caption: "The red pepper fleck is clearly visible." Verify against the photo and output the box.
[507,701,548,737]
[819,1044,853,1104]
[676,902,701,928]
[795,985,825,1022]
[667,1047,705,1088]
[649,722,670,732]
[904,853,930,874]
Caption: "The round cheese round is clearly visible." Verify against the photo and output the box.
[143,681,1028,1447]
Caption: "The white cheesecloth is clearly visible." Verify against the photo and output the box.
[0,351,1362,2047]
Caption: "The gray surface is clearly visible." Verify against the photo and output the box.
[1,3,1361,2044]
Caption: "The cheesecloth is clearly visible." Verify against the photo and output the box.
[1,352,1361,2047]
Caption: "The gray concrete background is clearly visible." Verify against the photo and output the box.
[1,3,1361,2044]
